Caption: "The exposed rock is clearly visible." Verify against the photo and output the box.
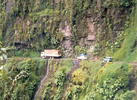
[6,0,14,12]
[87,18,96,35]
[27,20,31,26]
[60,22,73,57]
[14,30,20,42]
[77,18,96,53]
[63,40,72,50]
[62,39,73,57]
[54,0,60,3]
[79,38,85,47]
[59,22,72,38]
[85,18,96,47]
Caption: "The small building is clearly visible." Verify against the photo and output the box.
[41,50,61,58]
[87,35,96,41]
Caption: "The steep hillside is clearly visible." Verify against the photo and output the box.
[114,2,137,62]
[0,0,137,100]
[0,0,136,58]
[0,58,137,100]
[0,58,47,100]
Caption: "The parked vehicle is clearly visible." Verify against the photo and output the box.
[41,50,61,58]
[0,54,7,60]
[0,48,7,60]
[0,66,3,77]
[77,54,87,60]
[103,57,113,63]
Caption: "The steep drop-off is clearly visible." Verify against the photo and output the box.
[0,58,137,100]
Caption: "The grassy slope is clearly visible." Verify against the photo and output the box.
[114,3,137,62]
[84,62,137,100]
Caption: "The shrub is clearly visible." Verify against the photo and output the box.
[55,71,66,87]
[74,46,88,56]
[114,90,136,100]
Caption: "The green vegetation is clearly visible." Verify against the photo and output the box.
[0,58,47,100]
[39,60,103,100]
[114,5,137,62]
[38,61,137,100]
[39,59,74,100]
[0,0,137,100]
[0,0,135,57]
[14,50,40,58]
[85,63,137,100]
[0,58,137,100]
[29,9,55,17]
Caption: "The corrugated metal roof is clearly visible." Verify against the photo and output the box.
[87,35,96,40]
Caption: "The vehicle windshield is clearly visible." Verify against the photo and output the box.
[80,54,86,56]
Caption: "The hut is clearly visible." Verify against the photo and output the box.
[87,35,96,41]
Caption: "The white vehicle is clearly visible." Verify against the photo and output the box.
[0,54,7,60]
[0,66,3,70]
[77,54,87,60]
[41,52,46,58]
[41,50,61,58]
[0,66,3,77]
[103,57,113,63]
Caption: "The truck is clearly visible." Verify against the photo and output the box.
[41,50,61,59]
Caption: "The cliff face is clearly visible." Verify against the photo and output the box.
[0,0,135,57]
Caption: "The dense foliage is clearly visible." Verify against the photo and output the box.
[0,0,136,57]
[0,0,137,100]
[0,58,46,100]
[0,58,137,100]
[38,61,137,100]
